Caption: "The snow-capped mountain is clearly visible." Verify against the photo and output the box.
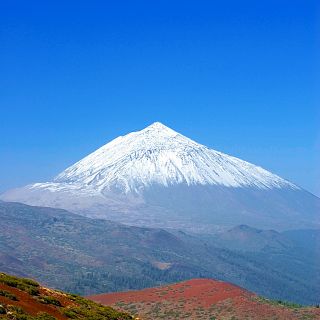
[1,122,319,231]
[54,122,297,193]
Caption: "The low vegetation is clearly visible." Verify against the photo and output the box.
[256,296,304,309]
[0,273,133,320]
[0,305,56,320]
[0,273,40,296]
[0,290,18,301]
[62,294,133,319]
[37,296,62,307]
[90,278,320,320]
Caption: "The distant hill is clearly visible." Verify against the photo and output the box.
[89,278,320,320]
[0,201,319,305]
[0,272,132,320]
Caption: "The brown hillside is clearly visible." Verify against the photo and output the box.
[0,272,132,320]
[89,278,320,320]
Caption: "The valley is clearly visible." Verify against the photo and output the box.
[0,201,319,305]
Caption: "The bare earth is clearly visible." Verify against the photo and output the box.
[89,278,320,320]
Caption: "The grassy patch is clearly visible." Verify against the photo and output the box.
[37,295,62,306]
[0,304,56,319]
[0,272,133,320]
[0,273,40,296]
[64,293,133,319]
[256,296,303,309]
[0,289,18,301]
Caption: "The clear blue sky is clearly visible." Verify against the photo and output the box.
[1,1,319,196]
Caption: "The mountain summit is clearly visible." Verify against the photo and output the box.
[1,122,318,231]
[55,122,296,193]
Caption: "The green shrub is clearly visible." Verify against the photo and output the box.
[21,278,40,287]
[63,305,133,319]
[63,309,79,318]
[0,305,6,314]
[257,296,303,309]
[38,296,62,307]
[276,300,302,308]
[25,286,40,296]
[0,289,18,301]
[7,305,25,314]
[35,313,57,320]
[0,273,39,296]
[0,305,56,320]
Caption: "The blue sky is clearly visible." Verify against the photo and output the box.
[1,1,319,195]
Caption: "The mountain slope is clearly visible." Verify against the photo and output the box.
[1,122,319,230]
[0,272,132,320]
[0,201,319,305]
[89,279,320,320]
[54,122,296,192]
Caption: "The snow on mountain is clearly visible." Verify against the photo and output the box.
[53,122,297,194]
[2,122,318,232]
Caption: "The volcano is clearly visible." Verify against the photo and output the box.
[2,122,319,231]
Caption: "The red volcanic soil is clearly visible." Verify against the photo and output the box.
[90,279,252,309]
[0,282,73,319]
[89,278,320,320]
[0,272,132,320]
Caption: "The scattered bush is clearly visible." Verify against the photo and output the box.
[38,296,62,307]
[0,289,18,301]
[0,273,133,320]
[21,278,40,288]
[36,313,57,320]
[0,304,6,314]
[0,306,57,320]
[0,273,39,296]
[257,296,303,309]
